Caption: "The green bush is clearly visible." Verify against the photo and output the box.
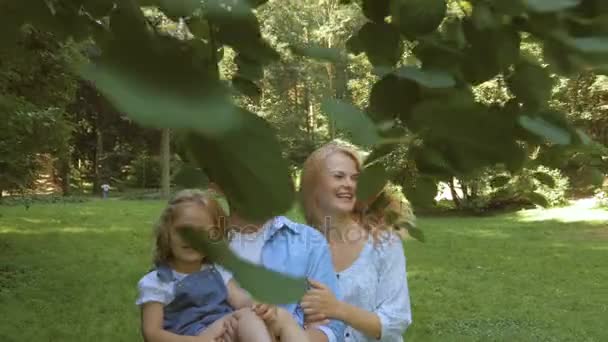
[488,166,570,209]
[0,194,89,207]
[594,189,608,209]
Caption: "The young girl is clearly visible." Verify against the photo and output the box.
[136,189,307,342]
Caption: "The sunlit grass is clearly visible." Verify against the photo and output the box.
[516,198,608,223]
[0,200,606,341]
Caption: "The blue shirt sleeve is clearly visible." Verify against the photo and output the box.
[306,227,346,342]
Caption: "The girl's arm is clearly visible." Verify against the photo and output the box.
[226,279,255,309]
[141,302,223,342]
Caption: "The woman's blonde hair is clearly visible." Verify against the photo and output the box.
[300,142,415,241]
[152,189,227,266]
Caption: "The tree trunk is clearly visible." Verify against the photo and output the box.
[334,61,349,101]
[59,155,71,196]
[449,178,461,208]
[93,126,103,195]
[304,81,314,140]
[160,128,171,199]
[326,62,336,140]
[308,93,315,144]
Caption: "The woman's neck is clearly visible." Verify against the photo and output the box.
[322,213,365,243]
[170,259,204,274]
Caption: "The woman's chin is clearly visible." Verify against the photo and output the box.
[330,203,355,216]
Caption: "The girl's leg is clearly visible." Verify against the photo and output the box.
[234,308,273,342]
[267,308,309,342]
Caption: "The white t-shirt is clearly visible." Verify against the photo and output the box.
[135,264,232,306]
[101,184,110,192]
[228,220,272,264]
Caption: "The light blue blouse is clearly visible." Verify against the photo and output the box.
[337,234,412,342]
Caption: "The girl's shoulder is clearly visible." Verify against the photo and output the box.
[138,265,175,288]
[138,269,165,288]
[136,269,175,306]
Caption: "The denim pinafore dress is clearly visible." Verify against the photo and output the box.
[156,264,234,336]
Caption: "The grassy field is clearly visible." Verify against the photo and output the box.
[0,199,607,341]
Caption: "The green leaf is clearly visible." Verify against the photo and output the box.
[368,74,421,123]
[532,171,556,188]
[186,16,211,40]
[235,54,265,81]
[391,0,447,39]
[209,4,279,65]
[147,0,201,19]
[569,37,608,53]
[404,176,437,208]
[356,162,390,202]
[412,145,456,179]
[472,2,498,30]
[395,66,456,88]
[184,110,295,222]
[289,45,345,63]
[507,60,554,109]
[346,32,365,55]
[527,192,549,208]
[576,129,593,145]
[413,38,463,72]
[79,54,239,137]
[526,0,581,12]
[244,0,269,7]
[406,226,426,242]
[321,99,381,146]
[489,0,526,16]
[362,0,390,22]
[518,116,572,145]
[461,21,521,84]
[83,0,114,18]
[232,76,261,100]
[358,22,404,68]
[180,228,306,304]
[581,167,605,187]
[409,93,524,173]
[490,175,511,188]
[173,164,210,188]
[364,144,399,166]
[441,17,467,49]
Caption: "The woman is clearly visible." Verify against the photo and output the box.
[299,142,413,341]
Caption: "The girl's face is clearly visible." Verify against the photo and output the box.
[317,152,360,218]
[169,203,215,265]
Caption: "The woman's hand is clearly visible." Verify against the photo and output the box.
[301,279,342,324]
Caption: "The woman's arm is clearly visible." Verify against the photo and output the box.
[302,281,382,339]
[303,238,412,340]
[141,303,222,342]
[372,239,412,340]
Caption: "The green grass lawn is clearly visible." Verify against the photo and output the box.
[1,200,607,341]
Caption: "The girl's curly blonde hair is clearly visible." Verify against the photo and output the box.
[152,189,227,266]
[300,142,416,242]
